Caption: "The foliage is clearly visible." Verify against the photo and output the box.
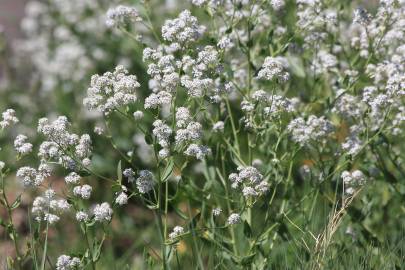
[0,0,404,269]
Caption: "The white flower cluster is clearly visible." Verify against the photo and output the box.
[341,170,366,195]
[169,226,184,240]
[341,125,363,156]
[115,190,129,205]
[37,116,92,170]
[332,91,363,119]
[229,166,269,197]
[0,109,19,129]
[93,202,113,222]
[257,57,289,82]
[152,120,173,148]
[14,134,33,155]
[31,189,71,224]
[227,213,241,225]
[84,65,139,114]
[271,0,285,11]
[180,46,222,98]
[361,85,395,129]
[184,144,211,160]
[247,90,297,122]
[16,163,51,187]
[161,10,205,46]
[145,91,173,109]
[287,115,334,146]
[175,107,203,145]
[75,211,89,222]
[353,8,372,26]
[135,170,155,194]
[123,168,154,194]
[311,50,338,75]
[212,207,222,216]
[212,121,224,132]
[73,184,92,199]
[65,172,81,185]
[106,5,142,28]
[296,0,338,47]
[56,255,81,270]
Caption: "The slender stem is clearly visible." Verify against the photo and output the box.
[84,226,96,270]
[40,221,49,270]
[220,149,239,256]
[1,173,22,269]
[154,149,168,269]
[225,98,240,153]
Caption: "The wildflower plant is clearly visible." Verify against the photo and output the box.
[0,0,405,269]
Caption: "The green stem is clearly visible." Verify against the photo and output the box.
[1,173,22,269]
[225,98,240,154]
[40,221,49,270]
[84,226,96,270]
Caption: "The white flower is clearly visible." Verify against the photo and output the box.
[84,65,139,114]
[217,36,234,50]
[115,192,128,205]
[76,211,89,222]
[159,148,170,159]
[169,226,184,239]
[175,122,202,144]
[56,255,81,270]
[212,121,224,132]
[14,134,33,155]
[94,126,104,135]
[37,116,92,169]
[341,170,366,194]
[212,207,222,216]
[136,170,154,194]
[271,0,285,11]
[227,213,241,225]
[152,120,172,148]
[73,185,92,199]
[184,144,211,160]
[287,115,333,146]
[332,92,363,119]
[353,8,372,26]
[123,168,135,182]
[161,10,205,45]
[93,202,113,222]
[65,172,81,185]
[31,189,70,224]
[176,107,191,128]
[257,57,289,82]
[311,50,337,75]
[0,109,19,129]
[106,5,142,28]
[17,166,41,187]
[133,110,144,120]
[144,91,172,109]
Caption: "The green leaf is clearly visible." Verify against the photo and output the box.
[0,217,5,227]
[79,170,91,177]
[173,205,188,220]
[287,55,306,78]
[162,159,174,182]
[144,134,153,145]
[10,194,22,210]
[243,220,252,238]
[241,253,256,265]
[117,160,122,183]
